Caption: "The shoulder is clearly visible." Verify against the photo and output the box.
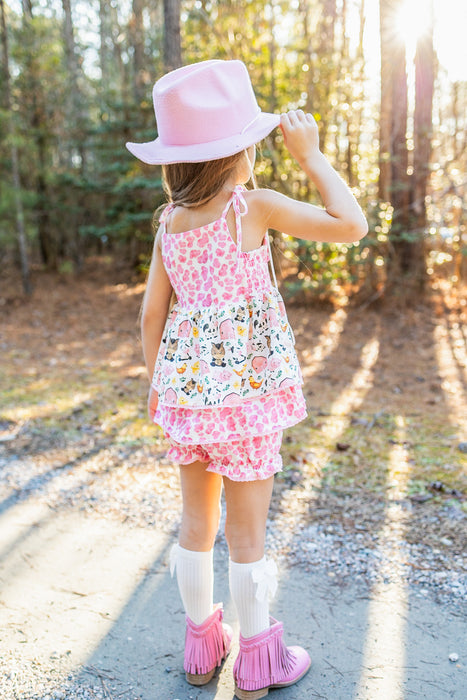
[243,188,292,228]
[243,188,282,208]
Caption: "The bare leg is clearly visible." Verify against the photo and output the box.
[175,462,232,684]
[179,460,223,551]
[223,475,274,638]
[223,475,274,563]
[222,477,311,695]
[171,461,223,626]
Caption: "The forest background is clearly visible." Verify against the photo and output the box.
[1,10,467,688]
[0,0,466,303]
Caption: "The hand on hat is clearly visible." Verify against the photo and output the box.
[280,110,320,165]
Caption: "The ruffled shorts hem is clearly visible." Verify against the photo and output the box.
[165,430,284,482]
[205,456,282,481]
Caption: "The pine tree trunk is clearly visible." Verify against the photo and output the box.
[389,34,411,276]
[379,0,412,286]
[163,0,182,72]
[99,0,112,87]
[316,0,337,156]
[62,0,87,268]
[130,0,146,104]
[105,3,131,142]
[411,4,435,286]
[378,0,392,202]
[1,0,31,294]
[449,82,467,282]
[348,0,365,189]
[62,0,86,166]
[390,41,410,216]
[22,0,56,269]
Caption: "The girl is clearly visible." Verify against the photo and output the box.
[127,59,367,699]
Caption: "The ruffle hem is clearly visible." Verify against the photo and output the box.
[153,383,307,444]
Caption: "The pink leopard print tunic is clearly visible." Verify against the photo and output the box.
[152,186,307,444]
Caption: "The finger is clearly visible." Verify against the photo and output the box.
[295,109,308,125]
[279,114,288,137]
[287,110,300,126]
[280,112,295,137]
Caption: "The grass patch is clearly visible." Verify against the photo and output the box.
[280,411,466,501]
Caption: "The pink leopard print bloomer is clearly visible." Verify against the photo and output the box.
[166,430,284,482]
[152,186,307,480]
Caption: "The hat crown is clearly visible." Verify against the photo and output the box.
[125,59,280,164]
[153,60,260,148]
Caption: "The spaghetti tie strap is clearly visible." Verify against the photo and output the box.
[221,186,249,274]
[221,186,248,222]
[221,191,236,221]
[232,185,248,217]
[224,186,278,289]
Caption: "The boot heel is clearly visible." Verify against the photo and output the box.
[234,684,269,699]
[186,669,215,685]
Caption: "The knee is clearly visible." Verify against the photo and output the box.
[181,504,221,550]
[224,522,265,563]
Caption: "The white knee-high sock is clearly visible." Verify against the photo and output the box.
[170,544,214,625]
[229,557,271,638]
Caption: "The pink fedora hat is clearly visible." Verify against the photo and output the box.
[125,59,280,164]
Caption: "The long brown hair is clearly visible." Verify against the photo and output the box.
[162,151,251,208]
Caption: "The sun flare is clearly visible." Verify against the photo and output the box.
[394,0,433,53]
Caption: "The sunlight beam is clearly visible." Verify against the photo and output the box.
[0,503,169,667]
[325,336,380,441]
[356,416,410,700]
[434,318,467,437]
[274,334,380,547]
[395,0,433,58]
[300,308,348,379]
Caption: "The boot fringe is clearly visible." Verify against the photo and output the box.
[184,605,230,675]
[233,619,297,691]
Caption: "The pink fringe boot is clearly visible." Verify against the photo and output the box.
[184,604,233,686]
[233,618,311,700]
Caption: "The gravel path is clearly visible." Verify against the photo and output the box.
[1,425,466,606]
[1,421,467,699]
[1,495,466,700]
[1,280,466,698]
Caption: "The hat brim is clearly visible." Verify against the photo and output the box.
[125,112,280,165]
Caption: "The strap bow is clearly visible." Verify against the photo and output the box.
[233,185,249,219]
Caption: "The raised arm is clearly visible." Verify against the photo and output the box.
[254,110,368,243]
